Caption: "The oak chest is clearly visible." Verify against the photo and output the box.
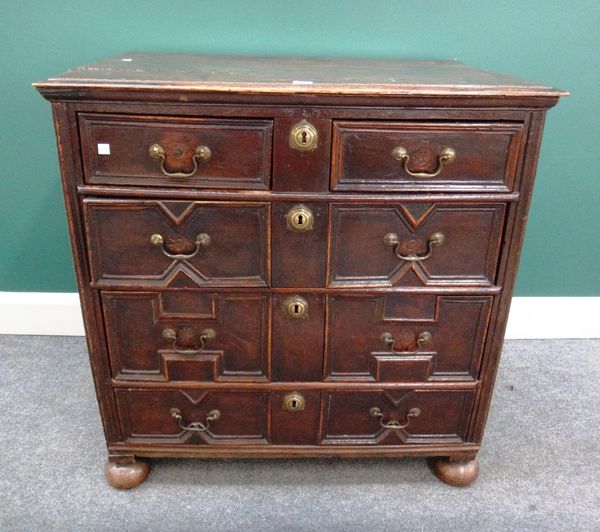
[35,53,565,488]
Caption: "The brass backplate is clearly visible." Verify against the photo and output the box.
[286,204,314,232]
[282,392,305,413]
[289,120,319,151]
[284,295,309,319]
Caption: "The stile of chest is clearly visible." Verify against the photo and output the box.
[35,53,565,488]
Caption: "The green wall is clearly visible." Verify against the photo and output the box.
[2,0,599,295]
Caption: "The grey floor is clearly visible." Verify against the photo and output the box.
[0,336,598,531]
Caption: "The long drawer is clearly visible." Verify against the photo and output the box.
[114,388,475,446]
[102,290,494,385]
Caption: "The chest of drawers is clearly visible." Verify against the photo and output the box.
[35,53,565,489]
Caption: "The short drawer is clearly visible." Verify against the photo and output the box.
[84,199,269,288]
[328,202,505,287]
[321,389,474,445]
[331,121,525,192]
[80,114,273,189]
[115,389,269,445]
[326,294,493,382]
[102,291,270,382]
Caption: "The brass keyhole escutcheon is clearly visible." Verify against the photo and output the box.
[282,392,305,413]
[286,204,314,232]
[289,120,318,151]
[284,295,308,319]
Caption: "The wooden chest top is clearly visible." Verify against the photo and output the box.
[35,52,566,98]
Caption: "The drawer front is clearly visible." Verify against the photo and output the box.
[326,295,492,382]
[102,291,269,382]
[331,121,525,192]
[80,114,273,189]
[321,390,474,445]
[115,389,269,445]
[329,203,505,287]
[84,199,269,288]
[272,294,326,382]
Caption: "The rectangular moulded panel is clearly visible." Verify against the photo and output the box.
[271,201,328,287]
[84,199,270,289]
[115,388,270,445]
[79,113,273,190]
[328,202,506,288]
[321,389,475,445]
[331,121,526,192]
[326,294,493,382]
[271,294,325,381]
[102,290,270,382]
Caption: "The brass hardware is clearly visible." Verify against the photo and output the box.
[170,407,221,432]
[286,204,314,232]
[162,327,216,354]
[289,120,319,151]
[380,331,433,352]
[150,232,211,260]
[391,146,456,178]
[282,392,305,412]
[149,143,211,177]
[369,406,421,429]
[284,295,309,319]
[383,232,445,261]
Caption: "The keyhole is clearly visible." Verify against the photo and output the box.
[294,304,300,314]
[282,392,304,412]
[301,131,308,144]
[296,214,304,226]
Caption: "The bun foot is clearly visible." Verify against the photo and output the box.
[104,458,150,489]
[431,457,479,487]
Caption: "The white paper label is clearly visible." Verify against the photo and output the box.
[97,143,111,155]
[292,80,314,85]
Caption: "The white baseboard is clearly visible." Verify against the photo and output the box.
[0,292,598,339]
[0,292,85,336]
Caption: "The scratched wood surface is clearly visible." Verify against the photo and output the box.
[34,52,566,96]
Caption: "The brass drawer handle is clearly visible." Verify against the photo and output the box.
[380,331,432,352]
[149,143,211,178]
[162,327,216,354]
[383,232,444,261]
[150,233,211,260]
[392,146,456,178]
[170,408,221,432]
[370,406,421,429]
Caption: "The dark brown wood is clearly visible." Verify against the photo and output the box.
[328,203,506,288]
[115,389,269,445]
[35,53,564,488]
[271,201,328,287]
[272,117,331,192]
[34,52,566,98]
[326,295,492,382]
[321,390,474,445]
[83,199,270,288]
[271,294,325,381]
[80,113,272,190]
[102,291,270,382]
[331,120,526,193]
